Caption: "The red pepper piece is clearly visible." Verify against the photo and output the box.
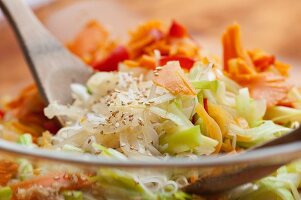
[159,55,195,69]
[0,109,5,120]
[253,55,275,71]
[168,20,188,38]
[92,46,129,71]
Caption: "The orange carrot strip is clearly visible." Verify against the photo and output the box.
[239,73,290,107]
[153,62,196,95]
[0,160,18,186]
[222,24,254,72]
[10,172,90,195]
[68,20,108,59]
[195,104,222,153]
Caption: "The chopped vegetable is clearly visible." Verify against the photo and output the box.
[17,134,34,147]
[1,19,300,200]
[229,121,291,148]
[235,88,266,127]
[0,186,12,200]
[127,20,164,58]
[237,73,290,107]
[5,85,61,136]
[159,56,195,69]
[10,172,90,195]
[228,161,301,200]
[91,169,154,199]
[191,80,218,91]
[222,23,254,71]
[68,20,110,63]
[63,190,83,200]
[92,143,127,160]
[168,20,188,38]
[195,104,222,152]
[0,161,18,186]
[207,101,234,135]
[222,24,291,107]
[153,61,196,95]
[160,125,217,155]
[265,106,301,124]
[91,45,129,71]
[0,109,5,120]
[17,159,33,181]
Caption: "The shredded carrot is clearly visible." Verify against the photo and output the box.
[221,139,233,152]
[0,160,18,186]
[248,49,275,72]
[127,21,164,58]
[153,62,196,95]
[138,54,156,69]
[207,101,233,136]
[5,85,60,136]
[68,20,109,60]
[10,172,91,197]
[123,60,139,68]
[195,104,222,153]
[222,24,291,107]
[228,58,257,76]
[239,73,290,107]
[222,23,254,71]
[274,61,291,77]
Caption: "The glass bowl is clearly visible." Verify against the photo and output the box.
[0,0,301,198]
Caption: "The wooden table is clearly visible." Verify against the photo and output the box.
[1,0,300,95]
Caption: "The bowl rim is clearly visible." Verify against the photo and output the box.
[0,139,301,168]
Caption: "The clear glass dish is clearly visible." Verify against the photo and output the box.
[0,0,301,198]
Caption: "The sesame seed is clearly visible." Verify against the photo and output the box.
[115,122,120,128]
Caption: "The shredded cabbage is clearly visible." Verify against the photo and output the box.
[228,161,301,200]
[0,187,12,200]
[265,106,301,124]
[236,88,266,127]
[230,121,291,148]
[160,125,217,155]
[63,191,83,200]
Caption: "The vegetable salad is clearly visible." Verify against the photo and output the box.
[0,20,301,200]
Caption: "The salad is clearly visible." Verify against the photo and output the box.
[0,20,301,200]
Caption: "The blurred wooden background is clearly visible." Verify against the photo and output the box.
[0,0,301,95]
